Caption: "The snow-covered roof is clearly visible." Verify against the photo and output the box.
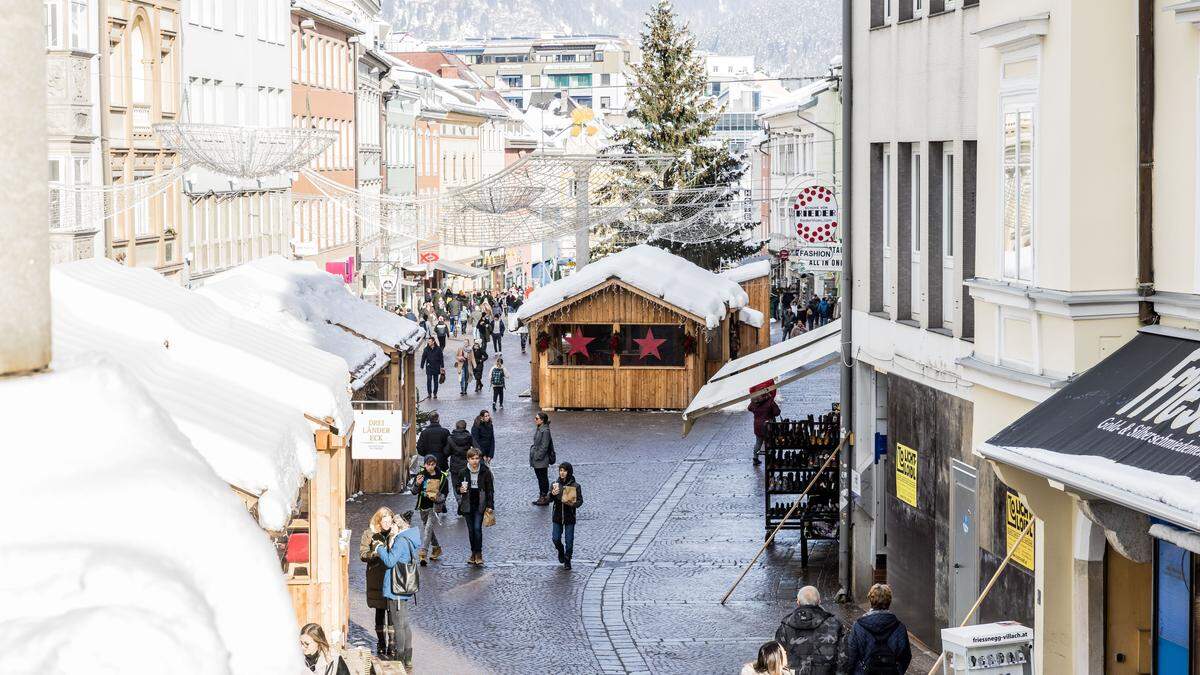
[52,259,353,431]
[757,78,835,120]
[516,245,749,329]
[204,256,426,354]
[720,260,772,284]
[0,363,306,673]
[739,307,765,328]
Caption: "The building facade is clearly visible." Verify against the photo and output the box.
[181,0,292,283]
[99,0,184,278]
[289,1,360,271]
[848,0,1018,654]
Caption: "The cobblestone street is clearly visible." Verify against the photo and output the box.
[347,329,933,674]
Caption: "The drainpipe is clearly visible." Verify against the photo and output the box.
[98,0,113,259]
[1137,0,1156,324]
[0,2,50,376]
[837,0,854,604]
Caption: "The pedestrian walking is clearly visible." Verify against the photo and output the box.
[299,623,351,674]
[415,412,451,472]
[458,306,469,336]
[740,641,792,675]
[410,455,449,566]
[807,296,820,330]
[456,448,495,565]
[549,461,582,570]
[844,584,912,675]
[529,412,555,506]
[419,337,445,400]
[446,419,474,477]
[491,313,505,352]
[434,316,450,348]
[748,386,781,465]
[818,296,831,326]
[490,356,508,410]
[775,586,843,674]
[374,512,421,670]
[472,338,488,393]
[455,340,476,396]
[471,410,495,464]
[518,322,529,354]
[476,315,492,347]
[359,507,396,658]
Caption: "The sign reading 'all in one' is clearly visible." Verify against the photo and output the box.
[895,443,918,508]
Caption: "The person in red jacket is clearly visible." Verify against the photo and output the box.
[747,384,780,465]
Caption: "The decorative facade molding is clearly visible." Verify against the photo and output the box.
[965,277,1141,319]
[975,12,1050,51]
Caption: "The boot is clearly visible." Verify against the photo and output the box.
[555,541,566,564]
[402,649,414,671]
[564,558,572,571]
[375,631,388,658]
[532,494,550,506]
[467,552,478,565]
[430,545,442,561]
[418,548,427,567]
[383,627,396,660]
[475,552,485,565]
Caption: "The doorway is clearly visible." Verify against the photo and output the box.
[949,460,978,627]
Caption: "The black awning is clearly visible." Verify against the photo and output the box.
[981,327,1200,528]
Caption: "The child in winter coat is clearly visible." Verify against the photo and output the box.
[490,357,508,411]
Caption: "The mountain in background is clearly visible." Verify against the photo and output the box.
[381,0,841,78]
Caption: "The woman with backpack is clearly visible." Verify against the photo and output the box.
[299,623,351,675]
[471,410,495,464]
[529,412,554,506]
[456,448,495,565]
[549,461,582,570]
[374,512,421,670]
[845,584,911,675]
[489,356,508,410]
[359,507,396,658]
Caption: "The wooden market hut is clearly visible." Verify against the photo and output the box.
[516,245,751,410]
[720,259,772,357]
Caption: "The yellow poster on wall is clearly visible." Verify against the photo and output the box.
[1005,491,1036,570]
[895,443,918,508]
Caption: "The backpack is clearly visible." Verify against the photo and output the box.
[547,434,557,465]
[390,537,419,597]
[862,627,900,675]
[491,367,505,387]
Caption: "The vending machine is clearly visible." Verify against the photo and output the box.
[940,622,1034,674]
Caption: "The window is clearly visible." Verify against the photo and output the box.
[943,151,955,258]
[601,73,612,86]
[1002,107,1034,282]
[594,51,604,62]
[129,25,148,106]
[234,0,245,34]
[618,325,685,367]
[501,74,523,88]
[549,73,592,88]
[600,96,611,109]
[548,324,614,366]
[45,1,61,49]
[69,0,87,49]
[911,152,921,254]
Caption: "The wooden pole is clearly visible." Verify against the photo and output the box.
[721,434,848,605]
[925,517,1035,675]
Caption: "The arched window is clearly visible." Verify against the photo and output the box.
[129,21,149,106]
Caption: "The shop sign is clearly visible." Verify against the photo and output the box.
[351,410,404,460]
[419,252,440,264]
[1005,491,1036,570]
[896,442,918,508]
[793,185,839,243]
[380,275,397,293]
[790,243,843,272]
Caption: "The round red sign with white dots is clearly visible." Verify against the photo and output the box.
[792,185,839,243]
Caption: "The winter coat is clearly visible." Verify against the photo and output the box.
[529,424,553,469]
[456,346,476,373]
[446,428,474,475]
[411,468,450,511]
[416,423,451,471]
[551,468,582,526]
[775,604,845,675]
[471,419,496,459]
[359,528,389,609]
[748,394,781,439]
[376,526,422,601]
[473,345,489,374]
[492,317,505,335]
[844,610,912,675]
[455,464,495,515]
[420,345,445,373]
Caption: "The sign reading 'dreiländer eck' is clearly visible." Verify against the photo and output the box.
[1005,491,1035,570]
[352,410,404,460]
[895,443,918,508]
[790,243,843,273]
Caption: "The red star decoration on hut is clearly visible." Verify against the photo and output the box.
[564,328,595,358]
[633,327,667,360]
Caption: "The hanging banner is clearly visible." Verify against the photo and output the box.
[793,185,839,243]
[896,443,918,508]
[1005,491,1036,570]
[790,243,843,272]
[352,410,404,460]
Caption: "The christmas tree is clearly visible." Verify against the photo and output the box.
[594,0,759,270]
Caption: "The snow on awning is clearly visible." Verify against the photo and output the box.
[980,326,1200,532]
[517,244,749,330]
[205,256,425,353]
[720,259,771,284]
[681,322,842,436]
[0,364,308,672]
[433,258,490,278]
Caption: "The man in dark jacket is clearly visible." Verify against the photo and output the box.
[775,586,844,675]
[415,413,451,472]
[419,337,445,399]
[446,420,475,476]
[471,411,495,463]
[845,584,912,675]
[456,449,495,565]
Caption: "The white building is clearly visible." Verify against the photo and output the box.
[181,0,293,283]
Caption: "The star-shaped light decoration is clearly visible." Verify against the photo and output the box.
[633,327,667,360]
[569,106,600,138]
[564,328,595,358]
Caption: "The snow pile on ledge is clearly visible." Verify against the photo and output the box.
[719,260,771,284]
[53,259,353,430]
[207,256,425,352]
[739,307,765,328]
[516,245,749,329]
[0,364,306,674]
